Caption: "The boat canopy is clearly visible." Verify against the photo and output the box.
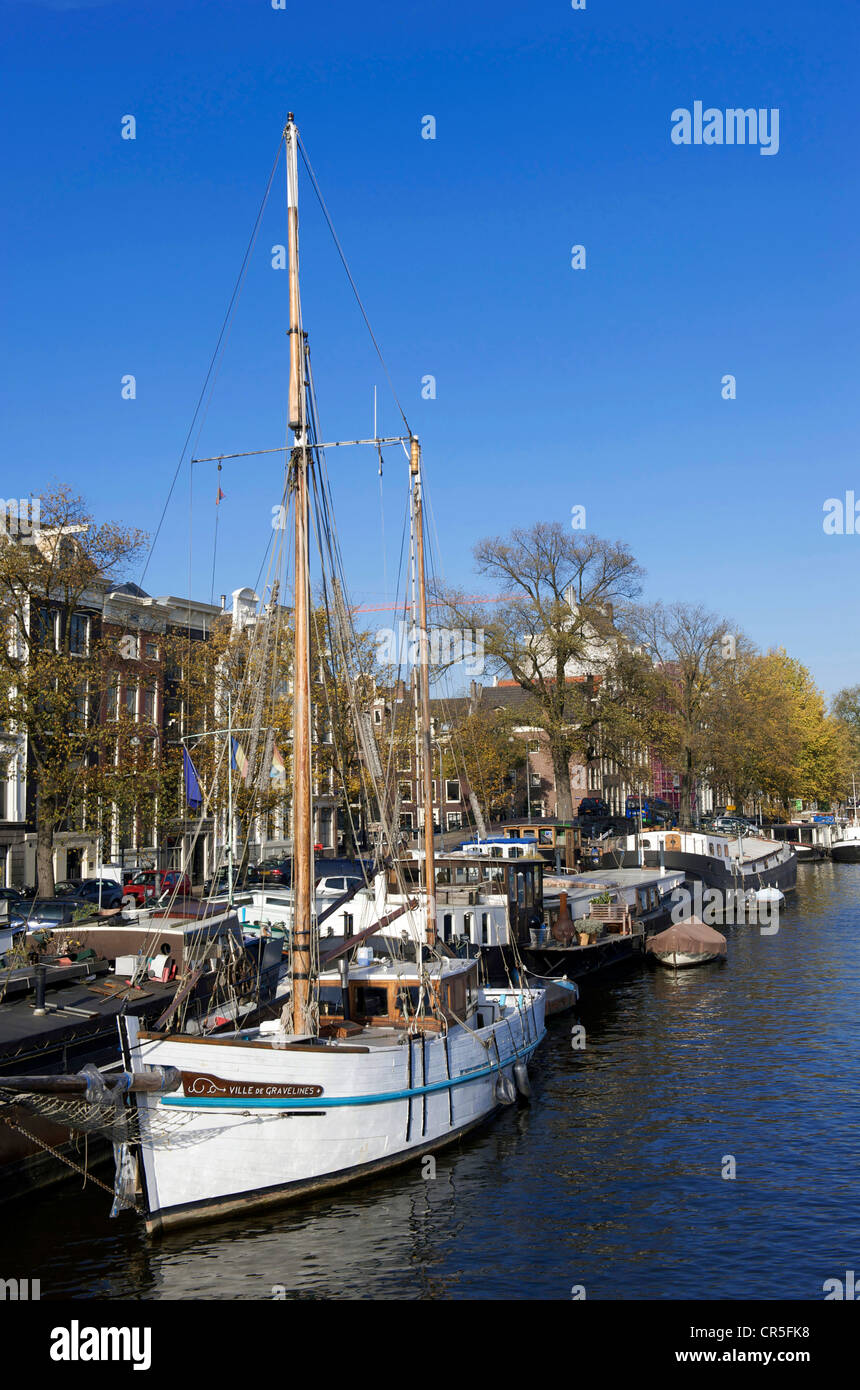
[646,917,727,956]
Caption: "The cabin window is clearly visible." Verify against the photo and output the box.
[446,977,467,1017]
[464,911,474,941]
[352,986,389,1018]
[481,913,490,945]
[443,912,453,940]
[708,843,714,855]
[319,986,342,1017]
[395,985,421,1016]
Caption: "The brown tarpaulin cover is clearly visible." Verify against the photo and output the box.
[646,916,727,956]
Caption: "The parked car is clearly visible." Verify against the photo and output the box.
[8,897,95,931]
[712,816,757,836]
[54,878,124,909]
[0,886,24,904]
[253,859,293,886]
[625,795,678,827]
[201,869,250,898]
[576,798,611,818]
[121,869,192,907]
[315,873,366,900]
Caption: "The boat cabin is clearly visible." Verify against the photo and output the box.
[316,955,481,1036]
[496,820,581,869]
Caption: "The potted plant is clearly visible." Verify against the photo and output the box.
[576,917,601,946]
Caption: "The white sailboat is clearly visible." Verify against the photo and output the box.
[115,115,546,1233]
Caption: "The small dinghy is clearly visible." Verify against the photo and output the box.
[646,916,727,969]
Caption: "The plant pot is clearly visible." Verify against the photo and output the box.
[578,932,591,946]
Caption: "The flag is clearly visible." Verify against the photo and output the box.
[216,487,225,505]
[183,747,202,810]
[270,742,286,784]
[231,737,249,783]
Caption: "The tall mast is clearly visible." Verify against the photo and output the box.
[411,437,437,949]
[286,114,315,1034]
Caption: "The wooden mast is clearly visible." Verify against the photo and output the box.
[411,437,437,949]
[286,114,315,1034]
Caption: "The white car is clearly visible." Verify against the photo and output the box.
[315,874,366,900]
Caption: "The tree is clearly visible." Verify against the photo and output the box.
[450,703,525,822]
[625,602,735,827]
[704,649,846,817]
[0,487,147,894]
[832,685,860,799]
[437,524,644,817]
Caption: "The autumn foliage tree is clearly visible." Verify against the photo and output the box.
[0,487,147,894]
[438,524,644,818]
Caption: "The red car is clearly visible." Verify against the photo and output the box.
[122,869,192,907]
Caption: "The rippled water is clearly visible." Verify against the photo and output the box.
[4,864,859,1300]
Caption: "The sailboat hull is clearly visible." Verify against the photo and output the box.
[128,989,546,1233]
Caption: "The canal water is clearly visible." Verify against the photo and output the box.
[3,863,859,1300]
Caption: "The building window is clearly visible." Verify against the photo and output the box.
[34,605,56,649]
[398,783,412,804]
[446,779,460,803]
[373,708,382,725]
[141,685,157,722]
[143,637,159,660]
[69,612,89,655]
[399,812,413,831]
[107,680,120,721]
[72,682,88,726]
[123,686,137,719]
[447,812,462,831]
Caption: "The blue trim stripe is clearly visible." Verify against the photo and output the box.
[160,1031,546,1111]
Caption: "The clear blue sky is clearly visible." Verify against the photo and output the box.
[3,0,858,698]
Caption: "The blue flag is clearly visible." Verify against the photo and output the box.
[183,747,202,810]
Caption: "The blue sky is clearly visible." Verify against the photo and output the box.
[3,0,859,697]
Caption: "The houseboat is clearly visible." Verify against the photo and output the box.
[597,827,797,894]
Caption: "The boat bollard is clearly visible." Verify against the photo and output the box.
[33,964,47,1016]
[339,956,351,1020]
